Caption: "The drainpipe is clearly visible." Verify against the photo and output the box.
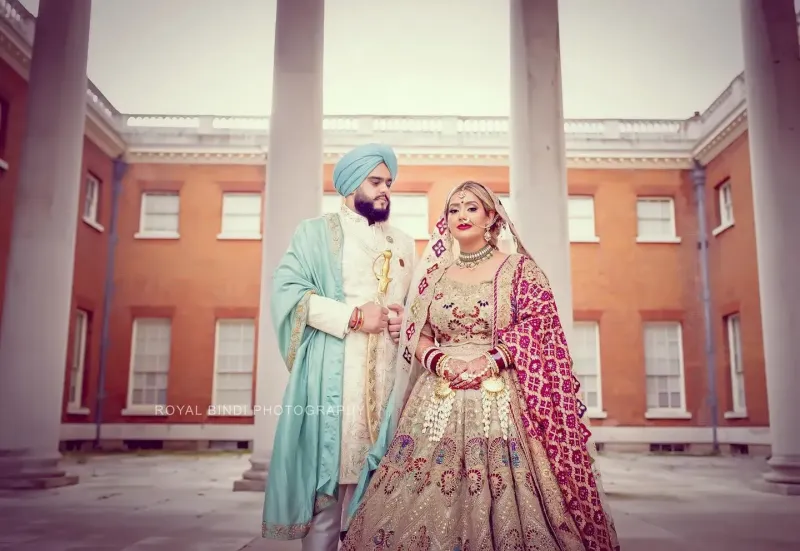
[691,159,720,455]
[93,156,128,449]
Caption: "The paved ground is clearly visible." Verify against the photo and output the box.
[0,451,798,550]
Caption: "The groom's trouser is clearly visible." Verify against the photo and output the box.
[302,484,355,551]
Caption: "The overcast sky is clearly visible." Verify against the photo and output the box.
[17,0,788,119]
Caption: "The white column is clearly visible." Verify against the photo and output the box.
[0,0,91,489]
[508,0,574,335]
[740,0,800,494]
[233,0,325,491]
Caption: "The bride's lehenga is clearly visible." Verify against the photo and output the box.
[343,275,592,551]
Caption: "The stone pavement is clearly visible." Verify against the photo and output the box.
[0,451,798,550]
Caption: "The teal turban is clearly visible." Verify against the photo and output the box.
[333,143,398,197]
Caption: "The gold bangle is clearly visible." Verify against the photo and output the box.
[484,352,499,376]
[437,356,451,378]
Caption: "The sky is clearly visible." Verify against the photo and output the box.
[15,0,781,119]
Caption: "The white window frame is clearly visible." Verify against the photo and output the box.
[386,193,430,240]
[636,197,681,244]
[67,309,90,415]
[712,180,735,236]
[123,318,172,416]
[568,196,599,243]
[218,192,262,240]
[135,192,180,239]
[724,313,747,418]
[82,174,104,232]
[209,319,256,416]
[643,322,691,419]
[571,321,605,418]
[322,193,343,215]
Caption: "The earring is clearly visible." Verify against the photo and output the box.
[484,228,491,241]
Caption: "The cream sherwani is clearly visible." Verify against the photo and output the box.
[302,204,415,547]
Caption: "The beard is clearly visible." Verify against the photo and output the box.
[354,190,390,224]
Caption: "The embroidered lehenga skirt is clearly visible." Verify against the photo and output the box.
[342,278,589,551]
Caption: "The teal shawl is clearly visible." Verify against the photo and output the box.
[262,213,345,540]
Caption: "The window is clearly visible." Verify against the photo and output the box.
[322,193,342,214]
[126,318,171,412]
[726,314,746,414]
[83,175,101,226]
[388,194,430,239]
[137,192,180,238]
[568,196,598,242]
[571,321,603,414]
[68,310,89,412]
[714,180,734,234]
[211,319,256,414]
[643,322,688,416]
[636,198,678,242]
[219,192,262,239]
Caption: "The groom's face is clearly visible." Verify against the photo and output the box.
[353,163,392,224]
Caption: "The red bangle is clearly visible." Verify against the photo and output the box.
[423,347,444,374]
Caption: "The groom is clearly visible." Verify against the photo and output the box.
[262,143,417,550]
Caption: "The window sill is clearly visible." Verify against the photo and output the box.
[712,221,734,237]
[570,236,600,244]
[724,410,748,419]
[645,409,692,420]
[636,237,682,244]
[134,232,180,240]
[121,407,168,417]
[66,406,91,415]
[82,216,105,233]
[586,410,608,419]
[216,233,262,241]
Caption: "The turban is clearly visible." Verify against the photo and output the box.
[332,143,398,197]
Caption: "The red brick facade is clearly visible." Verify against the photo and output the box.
[0,56,768,450]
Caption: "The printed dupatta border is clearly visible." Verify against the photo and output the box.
[397,216,454,377]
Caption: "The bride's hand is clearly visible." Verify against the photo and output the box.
[440,358,468,382]
[449,355,490,390]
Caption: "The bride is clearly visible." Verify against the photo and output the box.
[341,181,620,550]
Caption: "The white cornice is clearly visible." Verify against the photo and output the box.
[0,0,768,170]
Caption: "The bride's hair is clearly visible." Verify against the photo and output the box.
[445,180,506,249]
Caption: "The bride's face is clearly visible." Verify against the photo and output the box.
[446,189,492,245]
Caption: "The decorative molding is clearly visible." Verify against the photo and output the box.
[3,0,785,170]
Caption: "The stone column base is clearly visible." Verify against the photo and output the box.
[0,450,78,490]
[761,455,800,496]
[232,457,268,492]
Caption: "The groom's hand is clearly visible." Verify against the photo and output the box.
[387,304,404,343]
[359,302,389,334]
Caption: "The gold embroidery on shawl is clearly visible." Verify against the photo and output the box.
[286,290,314,372]
[314,493,338,513]
[262,520,311,540]
[324,212,343,257]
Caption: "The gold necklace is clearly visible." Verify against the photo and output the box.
[455,244,494,269]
